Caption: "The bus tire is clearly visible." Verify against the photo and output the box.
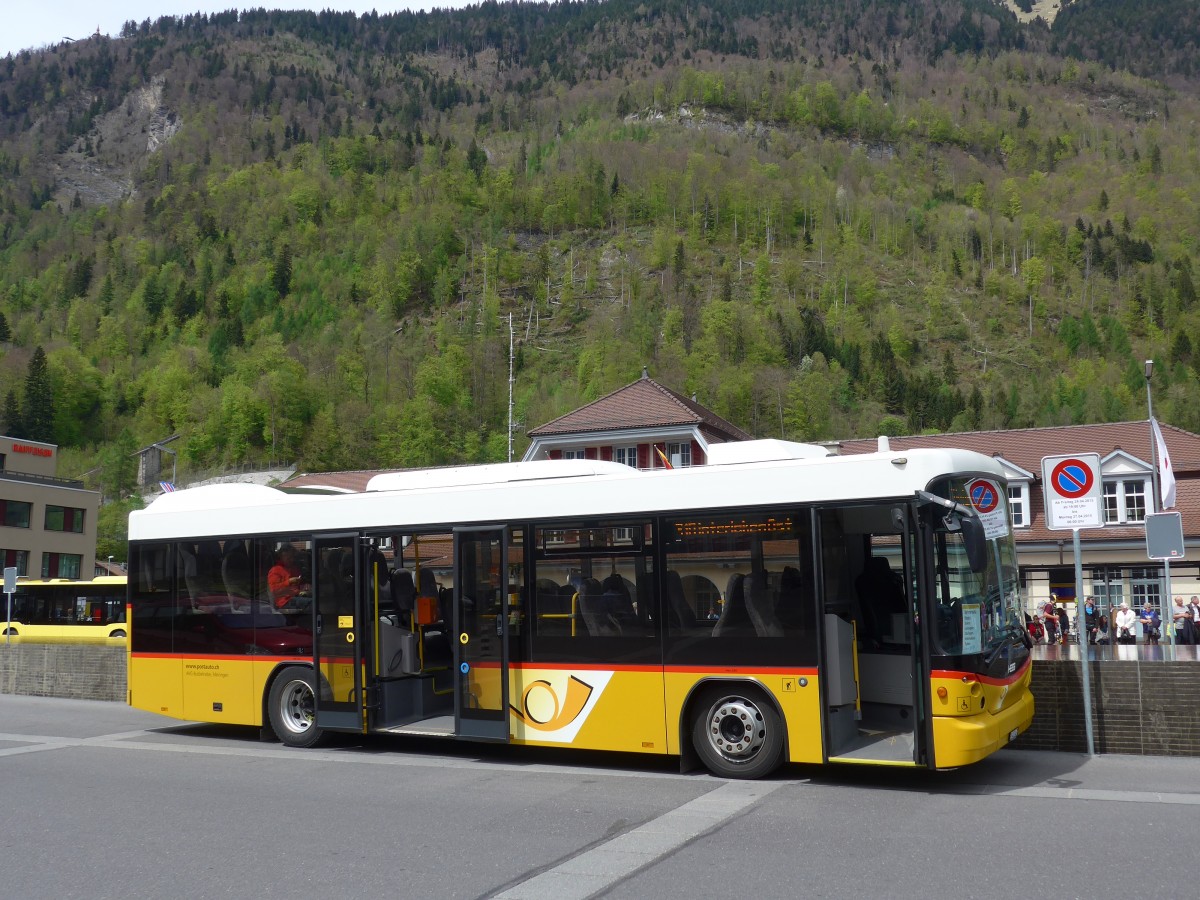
[268,666,325,749]
[110,630,126,639]
[691,685,784,779]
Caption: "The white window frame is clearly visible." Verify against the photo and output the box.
[1103,478,1148,525]
[1007,483,1028,528]
[613,446,638,468]
[562,449,585,461]
[667,441,692,468]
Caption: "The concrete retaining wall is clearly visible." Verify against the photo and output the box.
[1013,658,1200,756]
[0,644,126,702]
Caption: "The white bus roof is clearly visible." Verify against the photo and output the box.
[129,440,1004,542]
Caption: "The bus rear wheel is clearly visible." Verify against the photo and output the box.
[691,686,784,779]
[268,666,325,748]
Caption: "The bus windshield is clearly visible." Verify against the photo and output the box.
[930,482,1025,657]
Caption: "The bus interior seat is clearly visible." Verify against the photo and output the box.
[601,573,636,627]
[577,577,619,635]
[745,569,784,637]
[855,557,906,646]
[776,565,805,628]
[665,570,696,630]
[713,573,753,637]
[391,570,416,615]
[220,541,252,608]
[365,548,390,611]
[177,543,201,604]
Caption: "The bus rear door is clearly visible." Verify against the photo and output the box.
[312,534,364,733]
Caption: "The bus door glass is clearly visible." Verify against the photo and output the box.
[453,528,510,741]
[818,504,922,765]
[312,535,363,732]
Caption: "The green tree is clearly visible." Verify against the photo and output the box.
[98,429,139,501]
[23,346,54,442]
[272,243,293,297]
[3,389,21,437]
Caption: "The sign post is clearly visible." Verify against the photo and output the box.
[3,565,16,645]
[1145,511,1186,647]
[1041,453,1104,757]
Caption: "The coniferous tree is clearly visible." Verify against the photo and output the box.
[23,346,54,443]
[272,243,293,297]
[3,389,21,437]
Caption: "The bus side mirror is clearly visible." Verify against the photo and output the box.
[961,516,987,573]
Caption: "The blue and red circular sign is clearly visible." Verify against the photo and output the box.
[967,479,999,514]
[1050,458,1095,498]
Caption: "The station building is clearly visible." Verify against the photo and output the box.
[0,435,100,579]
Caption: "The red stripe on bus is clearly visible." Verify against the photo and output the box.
[132,653,313,663]
[511,662,819,677]
[932,655,1031,687]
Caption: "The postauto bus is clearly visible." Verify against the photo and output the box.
[125,439,1032,778]
[3,576,127,643]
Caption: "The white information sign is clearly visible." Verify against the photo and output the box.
[960,603,982,655]
[1040,453,1104,531]
[964,478,1009,540]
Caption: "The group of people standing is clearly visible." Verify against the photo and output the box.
[1082,595,1200,645]
[1029,593,1200,645]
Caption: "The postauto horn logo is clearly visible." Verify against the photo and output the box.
[510,671,613,743]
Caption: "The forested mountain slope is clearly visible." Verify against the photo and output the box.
[0,0,1197,498]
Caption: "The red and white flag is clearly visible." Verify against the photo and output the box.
[1151,417,1176,509]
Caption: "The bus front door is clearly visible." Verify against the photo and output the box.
[312,534,364,733]
[453,528,510,741]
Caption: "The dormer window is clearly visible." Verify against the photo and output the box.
[1103,478,1147,524]
[1008,483,1029,528]
[667,441,691,468]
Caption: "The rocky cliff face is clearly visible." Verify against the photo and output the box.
[51,76,180,209]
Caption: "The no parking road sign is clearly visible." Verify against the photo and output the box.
[1041,453,1103,530]
[966,477,1009,539]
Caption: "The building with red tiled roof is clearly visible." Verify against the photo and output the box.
[839,421,1200,616]
[278,469,398,494]
[522,368,752,468]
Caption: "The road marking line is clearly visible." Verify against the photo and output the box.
[491,780,784,900]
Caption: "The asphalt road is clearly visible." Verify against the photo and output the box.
[2,694,1197,899]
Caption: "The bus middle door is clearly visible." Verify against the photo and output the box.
[452,528,510,741]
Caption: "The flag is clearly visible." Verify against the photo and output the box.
[160,481,176,493]
[654,446,673,469]
[1151,417,1176,509]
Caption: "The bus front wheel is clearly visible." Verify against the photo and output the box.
[691,686,784,779]
[268,666,325,748]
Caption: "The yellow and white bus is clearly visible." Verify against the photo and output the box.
[126,439,1033,777]
[3,576,128,643]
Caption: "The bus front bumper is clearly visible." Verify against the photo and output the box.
[931,690,1035,769]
